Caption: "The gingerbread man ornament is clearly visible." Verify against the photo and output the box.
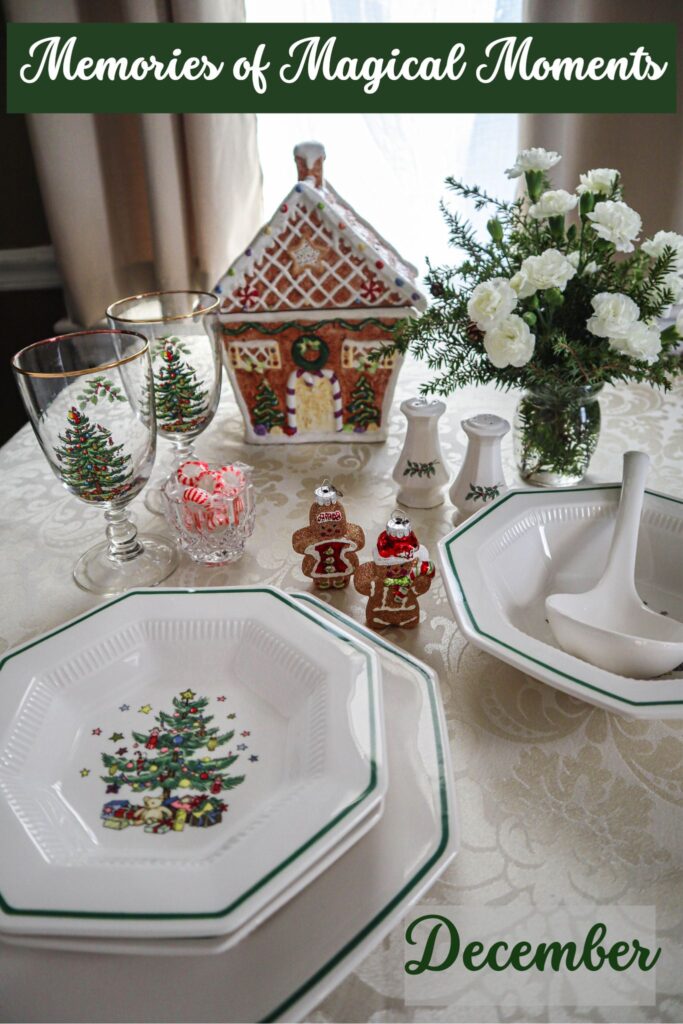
[354,511,435,629]
[292,480,365,590]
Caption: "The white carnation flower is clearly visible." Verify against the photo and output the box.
[663,273,683,303]
[608,321,662,364]
[576,168,619,195]
[566,251,598,275]
[586,292,640,338]
[467,277,517,329]
[512,249,577,298]
[528,189,578,220]
[641,230,683,271]
[484,314,535,368]
[509,268,530,297]
[586,200,641,252]
[505,147,561,179]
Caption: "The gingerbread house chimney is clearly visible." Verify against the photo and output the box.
[294,141,326,188]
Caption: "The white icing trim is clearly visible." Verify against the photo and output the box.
[215,176,428,314]
[219,306,418,324]
[294,141,326,165]
[371,543,430,566]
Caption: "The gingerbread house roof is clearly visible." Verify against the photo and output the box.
[216,142,428,316]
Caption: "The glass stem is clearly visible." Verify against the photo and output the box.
[172,438,195,466]
[105,508,143,563]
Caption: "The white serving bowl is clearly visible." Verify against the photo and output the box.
[439,485,683,719]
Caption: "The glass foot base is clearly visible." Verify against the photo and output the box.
[73,534,179,597]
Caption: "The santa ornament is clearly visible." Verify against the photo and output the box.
[354,510,435,630]
[291,479,365,590]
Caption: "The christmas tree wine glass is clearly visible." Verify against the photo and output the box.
[106,290,222,513]
[12,330,178,595]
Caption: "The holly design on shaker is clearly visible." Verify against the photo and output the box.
[53,376,133,503]
[153,335,208,434]
[403,459,440,479]
[90,690,257,834]
[465,482,502,503]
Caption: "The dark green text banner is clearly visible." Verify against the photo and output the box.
[6,22,677,114]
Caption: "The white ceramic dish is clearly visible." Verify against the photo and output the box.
[0,799,384,957]
[0,594,458,1023]
[439,485,683,718]
[0,587,385,938]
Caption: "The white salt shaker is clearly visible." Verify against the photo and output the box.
[450,414,509,523]
[393,397,450,508]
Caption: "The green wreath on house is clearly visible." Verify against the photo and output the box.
[291,335,330,372]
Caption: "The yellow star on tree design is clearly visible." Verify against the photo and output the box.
[138,704,153,715]
[180,689,196,701]
[80,768,90,777]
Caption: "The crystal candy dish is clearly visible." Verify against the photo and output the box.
[163,461,255,565]
[439,485,683,718]
[0,587,386,938]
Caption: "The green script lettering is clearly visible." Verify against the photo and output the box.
[462,940,486,971]
[584,922,608,971]
[634,939,662,971]
[404,914,459,975]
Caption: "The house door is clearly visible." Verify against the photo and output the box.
[293,372,335,434]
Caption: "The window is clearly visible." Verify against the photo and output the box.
[341,339,398,371]
[227,339,282,372]
[246,0,522,281]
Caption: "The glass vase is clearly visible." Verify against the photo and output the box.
[513,385,602,488]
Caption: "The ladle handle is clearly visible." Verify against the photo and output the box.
[598,450,650,595]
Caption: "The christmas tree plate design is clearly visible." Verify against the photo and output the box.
[0,587,386,938]
[439,485,683,717]
[0,594,457,1024]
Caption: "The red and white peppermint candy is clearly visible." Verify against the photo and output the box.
[176,460,209,487]
[194,469,225,495]
[215,464,246,498]
[182,485,210,507]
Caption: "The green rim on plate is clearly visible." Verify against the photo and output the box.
[443,485,683,708]
[0,587,380,921]
[264,592,451,1023]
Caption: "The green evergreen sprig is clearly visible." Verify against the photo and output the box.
[386,165,681,398]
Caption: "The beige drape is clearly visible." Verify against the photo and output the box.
[3,0,263,327]
[522,0,683,235]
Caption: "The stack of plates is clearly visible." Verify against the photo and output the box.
[0,587,458,1022]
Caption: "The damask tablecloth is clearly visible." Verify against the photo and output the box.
[0,358,682,1023]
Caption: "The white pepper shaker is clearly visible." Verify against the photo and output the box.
[393,397,450,508]
[449,414,509,523]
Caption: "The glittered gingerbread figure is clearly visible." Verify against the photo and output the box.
[354,511,435,629]
[292,480,365,590]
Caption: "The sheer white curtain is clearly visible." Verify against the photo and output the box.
[247,0,521,280]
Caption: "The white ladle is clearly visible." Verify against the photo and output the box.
[546,450,683,678]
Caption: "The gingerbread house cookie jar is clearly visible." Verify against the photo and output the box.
[215,142,427,444]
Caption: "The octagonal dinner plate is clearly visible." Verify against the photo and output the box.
[0,587,385,938]
[439,485,683,719]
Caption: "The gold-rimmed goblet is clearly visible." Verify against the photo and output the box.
[106,290,222,513]
[12,330,179,595]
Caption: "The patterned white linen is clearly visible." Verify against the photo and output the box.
[1,357,682,1022]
